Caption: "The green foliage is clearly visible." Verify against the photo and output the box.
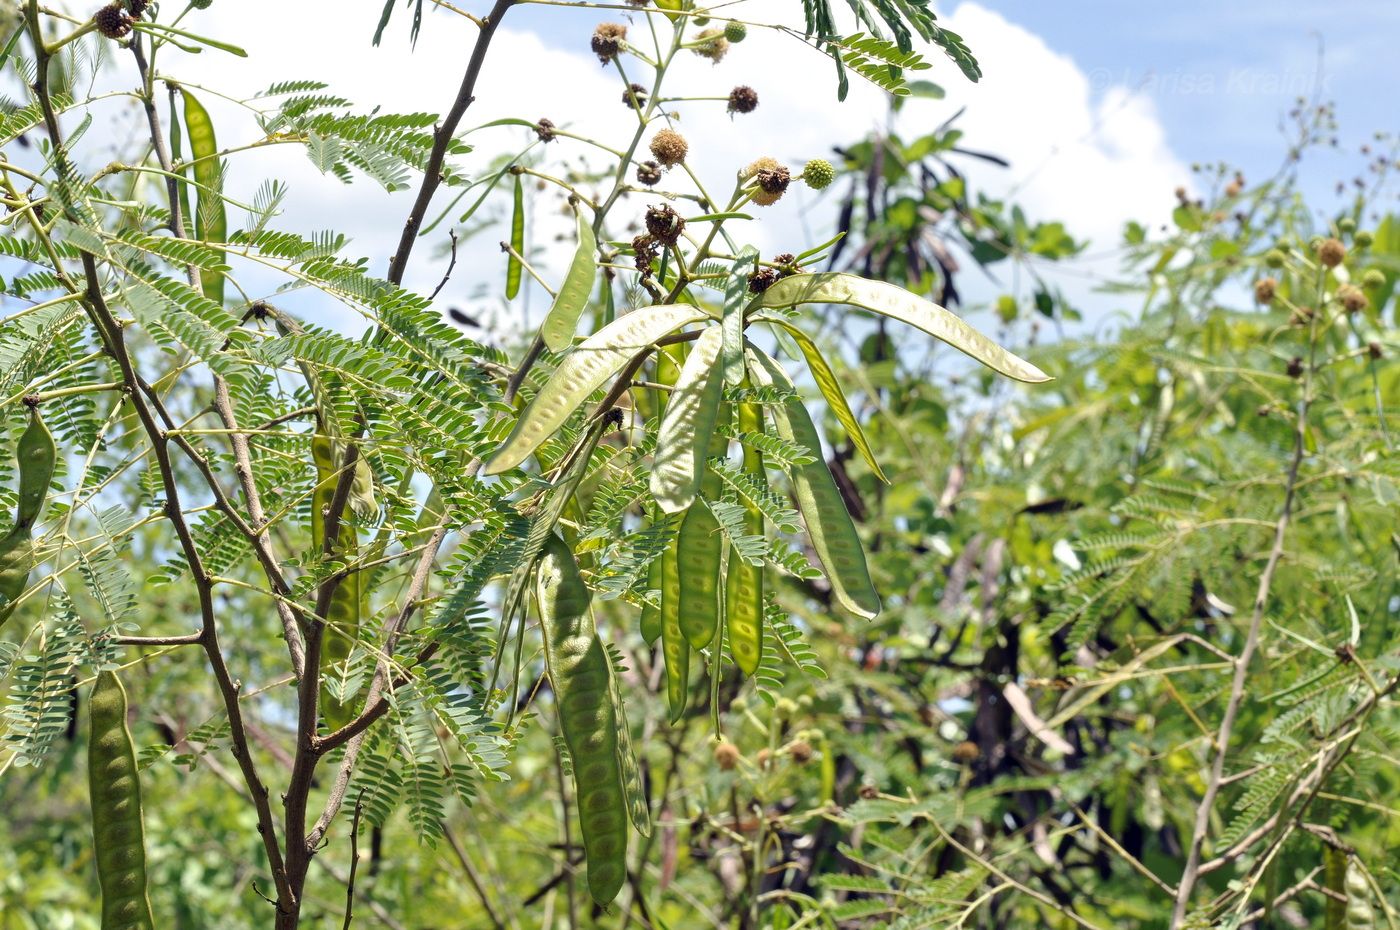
[2,2,1397,929]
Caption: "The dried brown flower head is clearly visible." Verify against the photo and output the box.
[1318,237,1346,268]
[727,85,759,115]
[591,23,627,63]
[649,128,688,167]
[635,160,663,187]
[644,204,685,246]
[94,3,133,38]
[747,267,779,293]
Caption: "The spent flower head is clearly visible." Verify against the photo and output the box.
[649,129,688,167]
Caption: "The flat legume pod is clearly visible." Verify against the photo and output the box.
[676,407,729,650]
[88,672,156,930]
[726,398,765,675]
[747,346,879,619]
[484,305,707,475]
[1,406,54,625]
[311,435,363,731]
[536,535,629,905]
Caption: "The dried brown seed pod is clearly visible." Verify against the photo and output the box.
[534,118,557,143]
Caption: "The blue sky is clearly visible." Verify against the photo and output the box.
[978,1,1400,203]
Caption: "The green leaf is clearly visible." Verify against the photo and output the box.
[540,204,597,352]
[756,272,1050,383]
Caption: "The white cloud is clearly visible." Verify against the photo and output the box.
[108,0,1190,329]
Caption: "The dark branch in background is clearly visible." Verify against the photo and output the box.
[385,0,517,288]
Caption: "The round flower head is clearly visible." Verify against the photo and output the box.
[190,0,212,7]
[534,118,557,143]
[1337,283,1368,313]
[622,83,648,109]
[748,162,791,206]
[649,129,688,167]
[743,156,780,181]
[94,3,133,38]
[1318,237,1346,268]
[645,204,685,246]
[1362,268,1385,289]
[691,28,729,63]
[724,21,748,42]
[713,741,741,770]
[635,160,663,187]
[1254,277,1277,304]
[727,85,758,115]
[801,158,836,191]
[591,23,627,64]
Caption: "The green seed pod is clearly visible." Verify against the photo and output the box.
[660,527,689,722]
[190,0,212,7]
[536,536,629,905]
[747,347,880,619]
[725,398,765,676]
[1,406,54,626]
[639,513,666,646]
[677,500,722,650]
[181,90,226,306]
[311,435,363,731]
[15,406,55,531]
[723,20,747,41]
[0,530,35,624]
[676,406,730,650]
[88,672,156,930]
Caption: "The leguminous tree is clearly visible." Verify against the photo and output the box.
[0,0,1028,926]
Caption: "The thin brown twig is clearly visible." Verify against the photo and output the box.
[442,821,509,930]
[341,796,364,930]
[430,229,459,300]
[20,3,293,910]
[1170,264,1325,926]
